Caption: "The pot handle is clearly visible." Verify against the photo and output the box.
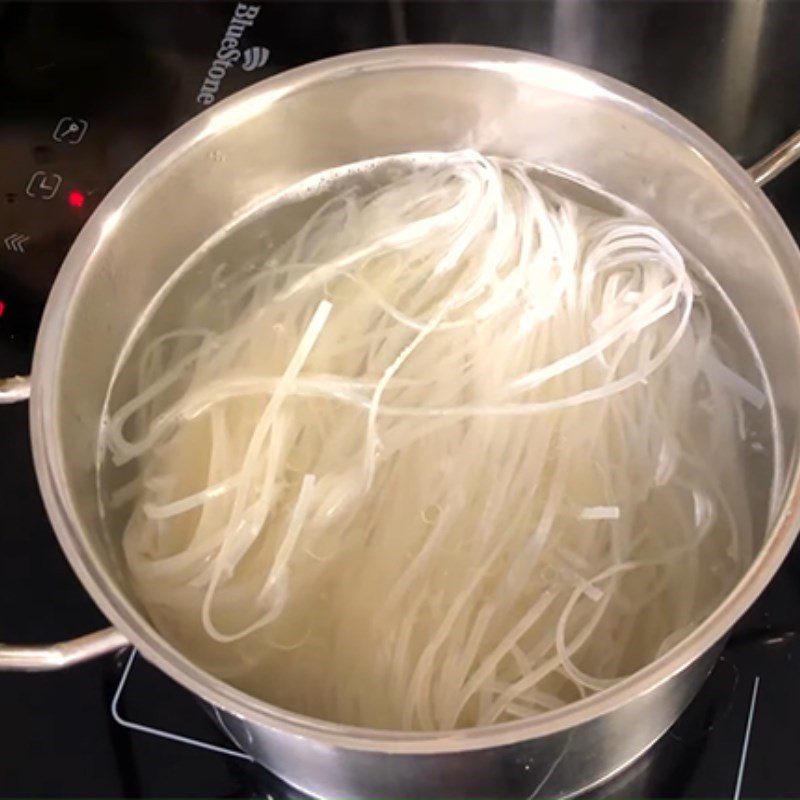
[0,375,31,404]
[748,129,800,187]
[0,373,129,671]
[0,628,129,672]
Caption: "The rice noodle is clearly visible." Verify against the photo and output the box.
[102,150,774,732]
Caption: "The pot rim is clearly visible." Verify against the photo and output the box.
[30,44,800,754]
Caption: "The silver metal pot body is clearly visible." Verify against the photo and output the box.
[9,46,800,798]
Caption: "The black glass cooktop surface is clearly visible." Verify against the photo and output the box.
[1,2,799,797]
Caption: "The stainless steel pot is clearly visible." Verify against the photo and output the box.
[2,46,800,799]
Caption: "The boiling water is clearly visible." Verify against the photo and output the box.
[98,153,780,730]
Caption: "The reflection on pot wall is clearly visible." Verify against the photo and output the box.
[399,0,800,164]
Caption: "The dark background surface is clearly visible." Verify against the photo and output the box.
[1,2,799,797]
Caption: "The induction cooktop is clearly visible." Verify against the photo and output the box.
[1,3,799,797]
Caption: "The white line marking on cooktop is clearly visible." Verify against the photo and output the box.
[111,648,254,761]
[733,675,760,800]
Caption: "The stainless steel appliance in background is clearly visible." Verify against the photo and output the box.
[1,3,799,798]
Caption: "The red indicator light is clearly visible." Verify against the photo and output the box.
[0,300,5,319]
[68,190,85,208]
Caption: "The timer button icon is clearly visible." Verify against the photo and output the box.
[26,171,62,200]
[52,117,88,145]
